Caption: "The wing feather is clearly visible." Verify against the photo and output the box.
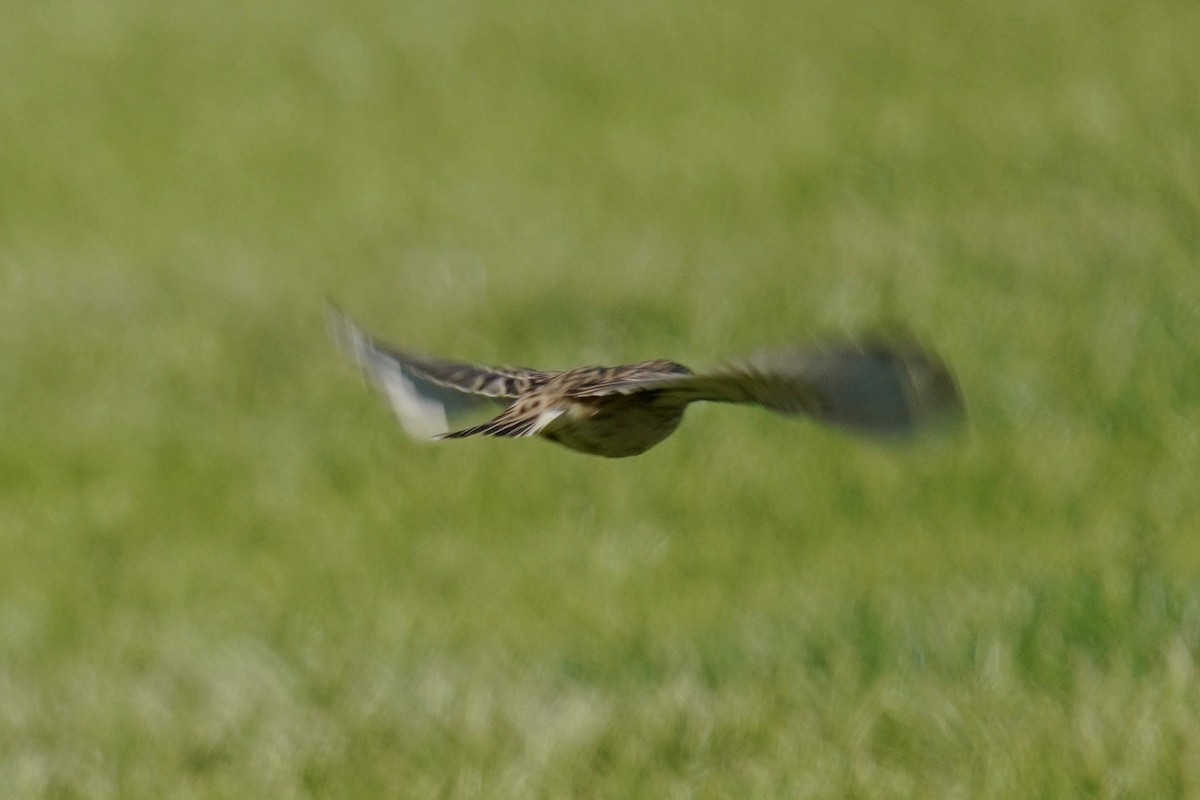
[436,403,565,441]
[562,360,694,397]
[328,306,552,439]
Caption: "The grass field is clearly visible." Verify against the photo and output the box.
[3,0,1200,797]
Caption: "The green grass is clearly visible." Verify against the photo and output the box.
[2,0,1200,797]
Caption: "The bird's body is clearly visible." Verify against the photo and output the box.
[330,307,962,458]
[542,390,688,458]
[464,361,694,457]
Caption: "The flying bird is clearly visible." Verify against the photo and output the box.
[330,306,962,458]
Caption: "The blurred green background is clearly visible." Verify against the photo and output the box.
[2,0,1199,797]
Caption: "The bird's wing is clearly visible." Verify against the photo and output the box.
[608,340,963,437]
[561,361,695,397]
[329,306,553,439]
[435,399,566,441]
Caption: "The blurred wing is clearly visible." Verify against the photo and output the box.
[662,339,963,436]
[329,306,552,439]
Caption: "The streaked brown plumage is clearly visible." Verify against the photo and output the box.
[330,306,962,458]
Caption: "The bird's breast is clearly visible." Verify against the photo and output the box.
[540,396,687,458]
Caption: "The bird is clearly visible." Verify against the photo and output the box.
[329,306,963,458]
